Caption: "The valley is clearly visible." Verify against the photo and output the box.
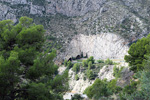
[0,0,150,100]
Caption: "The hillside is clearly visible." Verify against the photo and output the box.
[1,0,150,100]
[0,0,150,62]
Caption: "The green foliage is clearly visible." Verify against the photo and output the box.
[113,66,124,78]
[88,61,93,69]
[84,79,122,99]
[64,59,68,66]
[119,81,139,100]
[107,79,122,94]
[72,63,80,73]
[124,34,150,72]
[67,61,73,69]
[71,94,83,100]
[119,35,150,99]
[84,79,110,99]
[86,69,94,80]
[75,74,79,81]
[97,59,104,63]
[24,83,53,100]
[120,57,150,100]
[0,17,67,100]
[82,60,88,67]
[49,70,69,93]
[105,58,113,65]
[82,56,95,67]
[87,56,95,64]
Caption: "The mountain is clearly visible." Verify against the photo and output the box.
[0,0,150,62]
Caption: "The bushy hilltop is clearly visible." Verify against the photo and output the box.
[0,0,150,60]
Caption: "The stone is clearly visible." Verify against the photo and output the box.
[30,3,45,15]
[98,65,115,81]
[61,33,129,60]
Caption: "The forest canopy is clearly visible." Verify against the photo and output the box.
[125,33,150,72]
[0,17,68,100]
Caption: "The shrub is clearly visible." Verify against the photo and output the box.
[124,34,150,72]
[88,61,93,69]
[75,74,79,80]
[105,59,113,65]
[71,94,83,100]
[84,79,110,99]
[113,66,124,78]
[72,63,80,73]
[82,60,88,67]
[64,60,68,66]
[67,61,73,69]
[87,56,95,64]
[84,79,122,99]
[97,59,104,63]
[86,69,94,80]
[107,79,122,94]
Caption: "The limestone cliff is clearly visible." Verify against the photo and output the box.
[0,0,150,60]
[59,33,129,60]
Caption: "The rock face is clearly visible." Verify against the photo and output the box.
[30,3,45,15]
[0,3,17,22]
[0,0,150,60]
[62,63,132,94]
[46,0,107,16]
[117,68,134,88]
[68,69,94,93]
[1,0,27,5]
[60,33,129,60]
[98,65,115,81]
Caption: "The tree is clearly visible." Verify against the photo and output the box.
[75,74,79,81]
[64,59,68,66]
[82,56,95,68]
[120,56,150,100]
[71,94,83,100]
[0,17,67,100]
[105,58,113,65]
[87,56,95,64]
[84,79,109,99]
[67,60,73,69]
[113,66,124,78]
[86,69,94,80]
[84,79,121,99]
[124,34,150,72]
[82,60,88,67]
[88,61,93,69]
[97,59,104,63]
[72,63,80,73]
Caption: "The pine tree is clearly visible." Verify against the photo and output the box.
[0,17,67,100]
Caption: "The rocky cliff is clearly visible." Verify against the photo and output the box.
[0,0,150,60]
[61,63,133,99]
[60,33,129,60]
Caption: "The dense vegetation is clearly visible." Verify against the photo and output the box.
[0,17,68,100]
[84,79,121,100]
[63,56,107,80]
[1,16,150,100]
[83,33,150,100]
[121,34,150,99]
[125,34,150,72]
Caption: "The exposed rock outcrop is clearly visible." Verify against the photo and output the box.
[0,3,17,22]
[68,69,94,94]
[117,68,134,88]
[30,3,45,15]
[60,63,132,95]
[98,65,115,81]
[0,0,150,61]
[59,33,129,60]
